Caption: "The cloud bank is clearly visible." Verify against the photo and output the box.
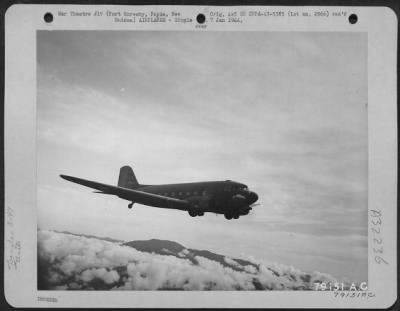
[38,230,346,290]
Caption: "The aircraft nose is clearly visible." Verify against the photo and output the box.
[248,191,258,204]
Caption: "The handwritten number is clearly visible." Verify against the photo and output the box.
[370,210,386,267]
[373,247,383,254]
[370,210,382,217]
[372,218,382,225]
[375,256,388,265]
[371,227,380,234]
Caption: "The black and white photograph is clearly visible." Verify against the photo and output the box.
[4,4,397,308]
[37,30,368,291]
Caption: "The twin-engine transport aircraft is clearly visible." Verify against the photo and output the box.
[60,166,259,220]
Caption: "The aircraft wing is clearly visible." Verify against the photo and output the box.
[60,174,191,211]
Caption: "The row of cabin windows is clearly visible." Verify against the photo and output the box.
[161,185,248,197]
[224,185,248,192]
[162,191,203,197]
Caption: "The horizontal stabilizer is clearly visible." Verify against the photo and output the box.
[93,191,114,195]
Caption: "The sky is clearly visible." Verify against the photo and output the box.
[37,31,368,283]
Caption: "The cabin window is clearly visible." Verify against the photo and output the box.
[186,191,190,196]
[194,191,198,196]
[179,192,183,196]
[171,192,175,196]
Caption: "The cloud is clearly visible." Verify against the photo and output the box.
[224,256,240,268]
[243,265,257,274]
[80,268,120,284]
[38,230,348,291]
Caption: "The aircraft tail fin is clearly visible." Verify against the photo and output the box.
[118,166,139,189]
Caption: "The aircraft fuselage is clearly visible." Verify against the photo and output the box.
[60,166,259,220]
[135,180,258,215]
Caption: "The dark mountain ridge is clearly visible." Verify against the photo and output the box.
[124,239,259,273]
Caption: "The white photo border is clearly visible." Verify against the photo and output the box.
[4,4,397,308]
